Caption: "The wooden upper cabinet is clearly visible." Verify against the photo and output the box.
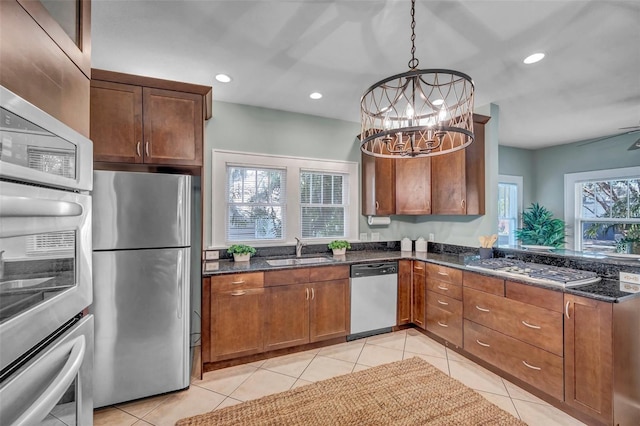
[361,152,395,216]
[90,69,211,167]
[431,115,489,215]
[395,157,431,215]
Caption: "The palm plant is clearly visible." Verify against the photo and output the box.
[515,203,566,248]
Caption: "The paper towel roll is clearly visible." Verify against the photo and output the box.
[367,215,391,226]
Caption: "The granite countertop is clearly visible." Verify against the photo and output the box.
[203,250,640,303]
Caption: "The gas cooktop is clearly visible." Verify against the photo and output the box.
[466,258,601,287]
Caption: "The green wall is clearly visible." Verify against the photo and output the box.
[498,132,640,219]
[203,101,500,248]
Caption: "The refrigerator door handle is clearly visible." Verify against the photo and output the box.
[177,250,183,319]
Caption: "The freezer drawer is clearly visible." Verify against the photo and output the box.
[92,248,190,407]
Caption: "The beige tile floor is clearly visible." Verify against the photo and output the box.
[94,329,586,426]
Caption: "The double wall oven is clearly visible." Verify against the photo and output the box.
[0,86,94,425]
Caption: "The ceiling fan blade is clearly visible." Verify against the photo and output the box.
[628,138,640,151]
[619,125,640,130]
[579,129,640,147]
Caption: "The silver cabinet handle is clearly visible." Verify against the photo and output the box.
[565,301,571,319]
[437,285,449,291]
[12,335,85,425]
[231,290,246,296]
[311,288,315,300]
[414,266,424,270]
[475,305,490,312]
[145,141,150,157]
[306,288,309,300]
[461,199,466,211]
[437,299,449,306]
[522,360,541,371]
[437,321,448,328]
[521,320,541,329]
[231,280,245,285]
[136,141,141,157]
[437,271,449,276]
[476,339,490,347]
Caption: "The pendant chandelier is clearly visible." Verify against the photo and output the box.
[360,0,475,158]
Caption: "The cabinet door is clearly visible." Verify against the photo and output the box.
[264,285,310,351]
[309,279,349,342]
[395,157,431,214]
[209,289,264,361]
[411,263,426,329]
[431,149,466,214]
[564,294,613,424]
[143,87,203,166]
[361,152,395,216]
[397,260,412,325]
[90,80,143,163]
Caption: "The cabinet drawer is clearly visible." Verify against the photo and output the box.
[309,265,349,282]
[427,291,462,315]
[413,261,426,275]
[427,278,462,300]
[463,271,505,296]
[210,272,264,292]
[426,295,463,347]
[506,281,564,313]
[464,320,564,401]
[464,287,563,356]
[426,263,462,285]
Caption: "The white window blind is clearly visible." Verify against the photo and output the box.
[300,171,348,238]
[226,165,286,241]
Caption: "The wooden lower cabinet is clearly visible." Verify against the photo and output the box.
[264,284,309,351]
[426,292,462,347]
[397,260,412,325]
[411,262,426,329]
[209,288,265,361]
[564,294,613,424]
[465,320,564,400]
[309,279,350,342]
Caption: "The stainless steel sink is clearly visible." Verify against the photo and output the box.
[266,257,335,266]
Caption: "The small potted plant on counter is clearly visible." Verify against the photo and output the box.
[227,244,256,262]
[328,240,351,256]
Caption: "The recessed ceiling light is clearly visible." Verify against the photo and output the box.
[523,53,545,65]
[215,74,232,83]
[309,92,323,100]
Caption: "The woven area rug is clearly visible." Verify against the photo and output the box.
[175,357,526,425]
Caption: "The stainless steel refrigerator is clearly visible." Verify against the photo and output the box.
[91,170,191,408]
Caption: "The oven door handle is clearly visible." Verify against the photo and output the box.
[11,335,86,426]
[0,195,83,217]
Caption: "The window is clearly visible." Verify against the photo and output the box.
[300,171,348,238]
[565,167,640,252]
[212,150,358,246]
[497,175,523,246]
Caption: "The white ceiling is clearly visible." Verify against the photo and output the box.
[91,0,640,150]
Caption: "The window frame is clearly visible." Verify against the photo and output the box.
[299,169,349,239]
[497,174,523,246]
[212,150,358,247]
[564,166,640,251]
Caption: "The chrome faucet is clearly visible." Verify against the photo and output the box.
[295,237,305,257]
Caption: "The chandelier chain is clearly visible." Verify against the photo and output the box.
[408,0,419,69]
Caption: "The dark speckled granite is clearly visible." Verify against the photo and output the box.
[203,245,640,303]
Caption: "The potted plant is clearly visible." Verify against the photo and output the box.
[616,225,640,254]
[515,203,566,248]
[328,240,351,256]
[227,244,256,262]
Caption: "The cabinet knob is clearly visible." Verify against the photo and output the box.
[136,141,141,157]
[375,201,379,210]
[461,199,466,211]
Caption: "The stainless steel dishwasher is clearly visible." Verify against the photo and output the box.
[348,262,398,340]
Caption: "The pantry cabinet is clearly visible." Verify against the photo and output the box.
[90,69,212,167]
